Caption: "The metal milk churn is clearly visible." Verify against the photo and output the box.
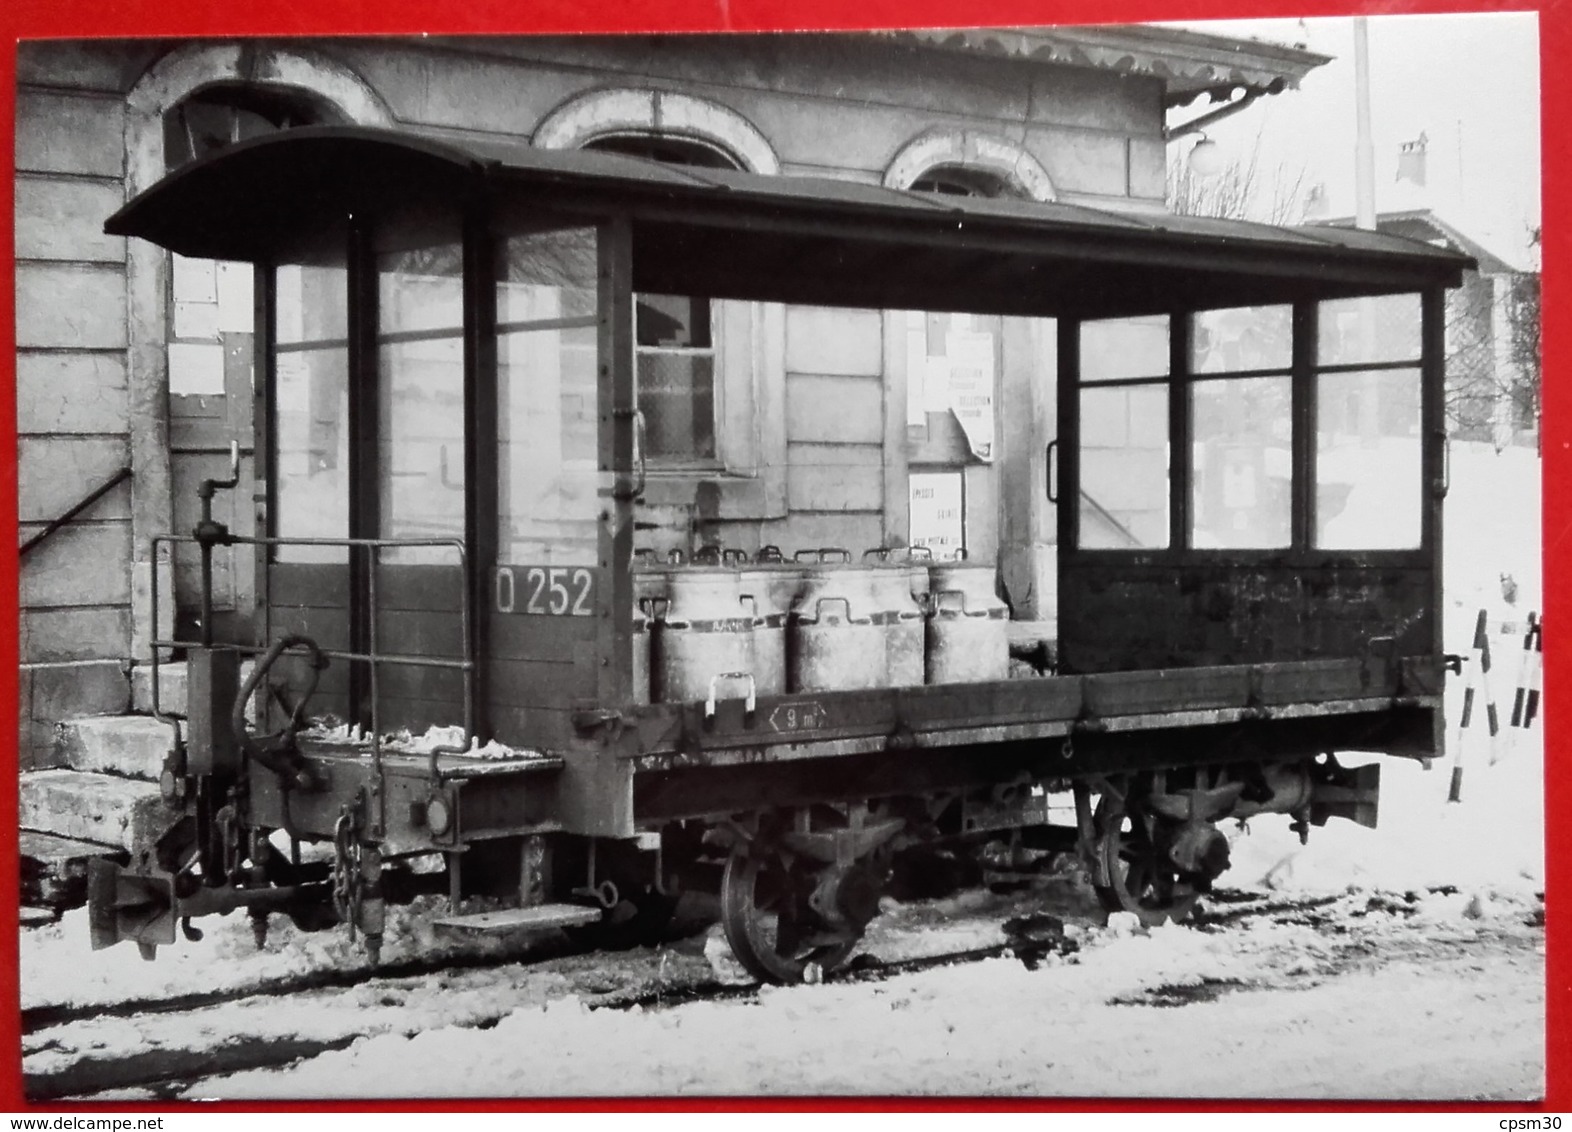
[926,553,1009,684]
[656,561,757,705]
[632,550,675,705]
[737,546,802,697]
[790,549,887,692]
[863,548,927,687]
[630,600,652,705]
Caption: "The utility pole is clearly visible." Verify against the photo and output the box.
[1353,17,1379,440]
[1354,17,1377,230]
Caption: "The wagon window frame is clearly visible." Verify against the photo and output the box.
[1063,293,1439,565]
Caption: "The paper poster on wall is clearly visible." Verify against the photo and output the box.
[173,300,220,341]
[909,470,965,557]
[946,330,995,462]
[168,341,226,396]
[171,253,217,304]
[216,262,256,333]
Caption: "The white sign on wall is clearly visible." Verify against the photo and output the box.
[909,470,965,557]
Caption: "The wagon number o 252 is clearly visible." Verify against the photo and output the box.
[494,566,595,616]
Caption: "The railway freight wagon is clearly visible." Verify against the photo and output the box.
[88,125,1470,983]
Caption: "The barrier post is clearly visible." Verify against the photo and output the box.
[1449,609,1496,802]
[1523,615,1543,730]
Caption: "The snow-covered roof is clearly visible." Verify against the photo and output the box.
[1318,209,1528,276]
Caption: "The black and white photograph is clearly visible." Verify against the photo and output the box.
[13,13,1545,1102]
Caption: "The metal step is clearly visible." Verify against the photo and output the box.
[432,903,602,935]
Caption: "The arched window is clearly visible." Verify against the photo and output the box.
[884,129,1056,203]
[163,82,344,168]
[908,165,1018,199]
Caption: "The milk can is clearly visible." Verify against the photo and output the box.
[790,549,887,692]
[862,548,927,687]
[632,550,675,706]
[926,554,1009,685]
[657,565,756,705]
[902,544,934,610]
[630,600,652,705]
[736,547,803,697]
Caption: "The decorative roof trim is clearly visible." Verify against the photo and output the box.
[877,25,1331,107]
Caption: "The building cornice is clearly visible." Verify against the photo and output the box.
[878,25,1331,107]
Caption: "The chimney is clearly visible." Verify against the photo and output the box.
[1397,131,1429,187]
[1304,181,1330,220]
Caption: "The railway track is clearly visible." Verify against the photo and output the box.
[26,885,1353,1101]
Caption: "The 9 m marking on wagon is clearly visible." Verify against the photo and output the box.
[769,702,826,733]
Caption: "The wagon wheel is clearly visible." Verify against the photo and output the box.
[720,842,857,985]
[1092,781,1201,927]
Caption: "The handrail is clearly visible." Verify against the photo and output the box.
[20,466,131,558]
[151,531,474,786]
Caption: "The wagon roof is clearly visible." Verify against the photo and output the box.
[106,125,1472,318]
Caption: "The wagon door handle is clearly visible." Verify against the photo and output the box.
[1046,439,1059,504]
[632,409,647,499]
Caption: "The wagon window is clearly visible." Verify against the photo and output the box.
[1189,305,1293,549]
[376,211,466,564]
[1078,316,1170,549]
[1314,294,1423,549]
[496,224,601,566]
[272,241,350,564]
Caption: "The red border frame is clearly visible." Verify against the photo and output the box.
[0,0,1560,1113]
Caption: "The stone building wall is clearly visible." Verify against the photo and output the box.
[12,32,1187,759]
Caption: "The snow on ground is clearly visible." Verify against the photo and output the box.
[195,901,1541,1100]
[18,897,548,1012]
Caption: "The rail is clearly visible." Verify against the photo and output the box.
[149,532,474,785]
[19,466,132,558]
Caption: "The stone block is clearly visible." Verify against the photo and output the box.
[765,510,883,554]
[27,661,131,725]
[17,40,159,92]
[20,606,132,664]
[18,770,167,851]
[18,436,131,523]
[15,90,125,178]
[15,175,128,263]
[786,375,884,445]
[785,306,884,376]
[132,661,186,716]
[56,715,178,780]
[19,524,133,608]
[15,262,128,350]
[131,659,258,722]
[786,444,885,512]
[16,351,128,436]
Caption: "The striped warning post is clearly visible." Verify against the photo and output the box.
[1509,613,1539,727]
[1449,609,1498,803]
[1522,615,1543,730]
